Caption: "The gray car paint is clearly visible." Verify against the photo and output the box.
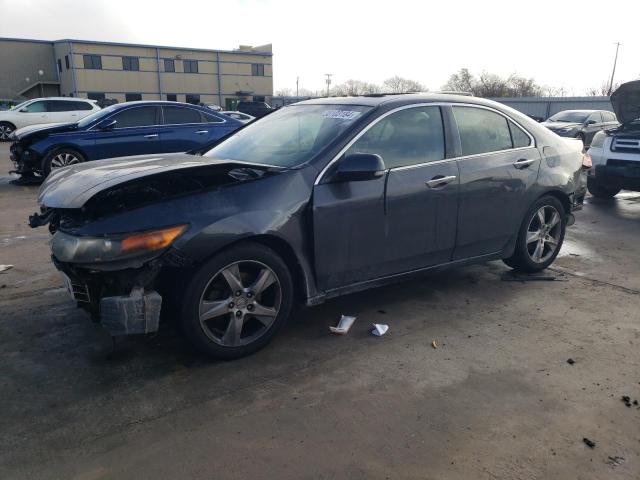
[35,94,584,306]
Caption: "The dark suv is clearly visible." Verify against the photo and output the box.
[237,101,273,118]
[541,109,619,147]
[31,94,586,359]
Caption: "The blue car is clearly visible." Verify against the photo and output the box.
[9,101,243,178]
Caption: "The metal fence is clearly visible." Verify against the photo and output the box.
[488,96,613,121]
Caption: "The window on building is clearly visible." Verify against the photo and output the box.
[185,94,200,105]
[453,106,513,156]
[122,56,140,71]
[508,121,531,149]
[65,55,70,69]
[125,93,143,102]
[183,60,199,73]
[88,92,106,101]
[83,54,102,70]
[57,59,62,73]
[346,106,445,169]
[164,59,175,72]
[166,94,177,102]
[162,106,202,124]
[251,64,265,76]
[111,106,160,128]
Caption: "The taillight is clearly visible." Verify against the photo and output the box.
[582,153,593,169]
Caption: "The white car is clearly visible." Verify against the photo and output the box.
[0,97,100,141]
[220,111,255,123]
[586,80,640,198]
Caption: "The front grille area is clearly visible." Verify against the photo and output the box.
[607,159,640,168]
[612,137,640,153]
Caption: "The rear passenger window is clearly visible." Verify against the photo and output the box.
[509,121,531,148]
[347,106,445,169]
[163,106,202,124]
[453,107,512,156]
[47,100,93,112]
[111,107,159,128]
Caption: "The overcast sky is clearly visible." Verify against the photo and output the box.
[1,0,638,95]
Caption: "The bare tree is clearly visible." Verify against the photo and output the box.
[275,87,293,96]
[332,79,381,96]
[442,68,475,93]
[443,68,547,98]
[586,81,619,96]
[382,76,425,93]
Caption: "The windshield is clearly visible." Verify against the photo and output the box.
[204,104,372,167]
[548,111,590,123]
[9,100,32,110]
[77,105,117,128]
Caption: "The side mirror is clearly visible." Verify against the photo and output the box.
[334,153,385,182]
[586,120,597,125]
[19,107,28,113]
[98,119,117,131]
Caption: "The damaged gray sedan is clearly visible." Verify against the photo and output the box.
[30,94,587,359]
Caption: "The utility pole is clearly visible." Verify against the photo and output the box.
[325,73,332,97]
[296,76,299,97]
[608,42,621,96]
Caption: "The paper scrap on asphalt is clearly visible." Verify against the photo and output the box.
[0,265,13,273]
[330,315,356,335]
[371,324,389,336]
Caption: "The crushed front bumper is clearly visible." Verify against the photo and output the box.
[53,256,164,336]
[9,143,41,175]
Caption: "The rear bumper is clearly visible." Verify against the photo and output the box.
[591,163,640,190]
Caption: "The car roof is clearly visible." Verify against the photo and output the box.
[110,100,213,110]
[27,97,94,102]
[294,93,511,109]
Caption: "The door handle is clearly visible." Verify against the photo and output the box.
[425,175,457,188]
[194,130,209,134]
[513,158,536,169]
[144,134,159,139]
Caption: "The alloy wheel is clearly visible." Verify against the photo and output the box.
[526,205,562,263]
[198,260,282,347]
[0,124,13,140]
[50,152,82,169]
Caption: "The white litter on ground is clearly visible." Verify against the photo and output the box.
[0,265,13,273]
[329,315,356,335]
[371,324,389,336]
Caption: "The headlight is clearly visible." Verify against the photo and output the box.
[590,130,607,149]
[51,225,188,263]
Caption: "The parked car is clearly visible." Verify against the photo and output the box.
[237,100,273,118]
[541,109,618,146]
[30,94,587,359]
[220,111,255,123]
[586,80,640,198]
[10,101,242,178]
[0,97,100,141]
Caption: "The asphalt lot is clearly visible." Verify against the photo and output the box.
[1,142,639,480]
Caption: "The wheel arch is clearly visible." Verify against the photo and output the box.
[0,120,17,129]
[538,188,571,216]
[43,143,89,161]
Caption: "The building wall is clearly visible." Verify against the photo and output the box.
[488,96,614,120]
[0,39,58,100]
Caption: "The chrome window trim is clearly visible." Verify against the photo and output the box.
[314,101,536,185]
[87,105,225,131]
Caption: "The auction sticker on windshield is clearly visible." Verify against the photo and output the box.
[321,110,362,120]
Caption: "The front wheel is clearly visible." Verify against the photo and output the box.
[587,177,620,199]
[42,148,85,176]
[0,122,15,141]
[503,196,566,273]
[180,242,294,360]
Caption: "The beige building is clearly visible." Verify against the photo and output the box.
[1,37,273,110]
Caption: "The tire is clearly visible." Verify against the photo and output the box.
[180,242,294,360]
[503,195,566,273]
[0,122,15,141]
[42,148,85,176]
[587,177,620,199]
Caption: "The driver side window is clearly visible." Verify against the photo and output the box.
[346,106,445,169]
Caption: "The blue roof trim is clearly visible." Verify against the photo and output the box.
[0,37,272,56]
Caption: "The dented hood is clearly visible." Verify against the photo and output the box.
[38,152,276,209]
[611,80,640,125]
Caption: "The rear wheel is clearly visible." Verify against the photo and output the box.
[503,196,566,273]
[587,177,620,199]
[180,242,294,360]
[0,122,15,141]
[42,148,85,176]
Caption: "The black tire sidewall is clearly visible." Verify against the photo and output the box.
[587,177,620,198]
[42,148,85,176]
[509,196,566,273]
[180,242,294,360]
